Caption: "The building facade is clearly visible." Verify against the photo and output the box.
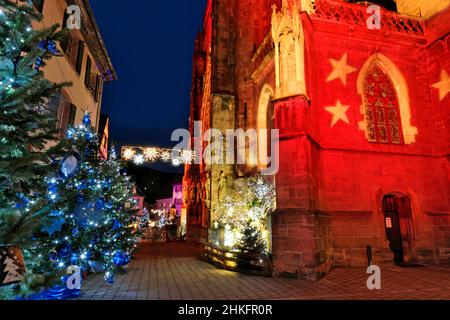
[155,183,183,216]
[184,0,450,279]
[155,198,174,215]
[33,0,116,133]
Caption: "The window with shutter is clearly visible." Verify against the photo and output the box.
[75,40,84,74]
[58,102,77,136]
[68,104,77,127]
[33,0,45,13]
[85,56,92,88]
[67,36,79,66]
[90,70,97,92]
[61,29,72,54]
[58,100,70,137]
[94,75,101,102]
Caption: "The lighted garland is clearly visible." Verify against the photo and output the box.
[121,146,196,167]
[212,177,276,253]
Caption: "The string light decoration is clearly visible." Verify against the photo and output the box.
[143,147,159,161]
[121,146,196,166]
[210,177,276,271]
[122,148,135,161]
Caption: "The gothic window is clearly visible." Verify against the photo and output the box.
[363,64,403,145]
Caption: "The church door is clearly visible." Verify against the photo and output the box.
[382,195,415,264]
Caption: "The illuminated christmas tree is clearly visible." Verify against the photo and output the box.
[27,114,138,288]
[214,177,276,272]
[0,0,68,299]
[139,208,150,230]
[0,0,66,246]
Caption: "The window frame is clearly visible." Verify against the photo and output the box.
[75,40,84,75]
[363,64,404,145]
[84,56,92,88]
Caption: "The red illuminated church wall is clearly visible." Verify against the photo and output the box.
[250,2,448,273]
[187,0,450,277]
[297,9,450,265]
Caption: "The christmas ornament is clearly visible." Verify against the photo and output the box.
[82,112,91,126]
[113,251,130,266]
[59,147,82,179]
[0,246,26,287]
[105,274,115,284]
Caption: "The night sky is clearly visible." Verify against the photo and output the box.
[90,1,206,149]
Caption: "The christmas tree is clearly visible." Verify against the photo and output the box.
[27,113,138,287]
[214,177,276,272]
[139,208,150,230]
[235,219,267,271]
[0,0,66,246]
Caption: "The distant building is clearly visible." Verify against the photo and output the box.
[155,198,173,215]
[155,182,184,218]
[33,0,116,134]
[172,183,183,216]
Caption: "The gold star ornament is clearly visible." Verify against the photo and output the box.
[431,70,450,101]
[327,53,358,86]
[325,100,350,127]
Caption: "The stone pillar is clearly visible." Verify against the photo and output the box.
[272,95,333,281]
[208,94,236,225]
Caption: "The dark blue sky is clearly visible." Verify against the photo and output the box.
[91,1,206,148]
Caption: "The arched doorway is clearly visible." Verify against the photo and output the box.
[382,194,416,264]
[257,84,276,252]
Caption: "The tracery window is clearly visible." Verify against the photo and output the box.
[363,64,403,145]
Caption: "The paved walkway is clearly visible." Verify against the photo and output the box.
[78,242,450,300]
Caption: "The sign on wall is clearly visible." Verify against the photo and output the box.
[0,245,26,287]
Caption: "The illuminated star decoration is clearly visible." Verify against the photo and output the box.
[431,70,450,101]
[160,151,171,162]
[327,53,357,86]
[122,146,195,167]
[325,100,350,127]
[143,148,159,162]
[133,154,145,165]
[180,150,196,164]
[122,148,135,161]
[171,158,181,167]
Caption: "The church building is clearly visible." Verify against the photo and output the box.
[183,0,450,279]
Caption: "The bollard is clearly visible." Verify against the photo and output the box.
[366,245,373,266]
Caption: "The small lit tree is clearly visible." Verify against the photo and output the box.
[234,218,267,271]
[215,177,276,272]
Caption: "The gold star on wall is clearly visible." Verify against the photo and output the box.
[325,100,350,127]
[431,70,450,101]
[327,53,358,86]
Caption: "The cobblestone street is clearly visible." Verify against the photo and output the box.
[78,242,450,300]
